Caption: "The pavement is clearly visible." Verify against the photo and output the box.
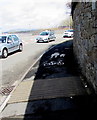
[0,39,97,120]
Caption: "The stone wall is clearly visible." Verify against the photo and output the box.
[72,2,97,93]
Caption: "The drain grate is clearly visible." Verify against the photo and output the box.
[0,86,15,96]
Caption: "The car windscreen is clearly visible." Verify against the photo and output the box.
[40,32,49,35]
[0,36,6,43]
[65,30,74,32]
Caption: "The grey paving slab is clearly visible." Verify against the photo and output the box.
[0,102,28,118]
[8,77,87,104]
[29,77,87,100]
[8,80,34,104]
[0,97,77,118]
[0,76,88,118]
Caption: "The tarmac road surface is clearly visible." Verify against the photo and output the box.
[0,31,66,87]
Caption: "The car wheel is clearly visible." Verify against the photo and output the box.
[2,49,8,58]
[19,44,23,51]
[47,38,50,42]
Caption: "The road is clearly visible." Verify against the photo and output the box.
[0,30,69,87]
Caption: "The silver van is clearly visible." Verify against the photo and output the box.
[36,30,56,43]
[0,34,23,58]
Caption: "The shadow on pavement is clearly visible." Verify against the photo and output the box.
[34,40,79,80]
[23,40,97,120]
